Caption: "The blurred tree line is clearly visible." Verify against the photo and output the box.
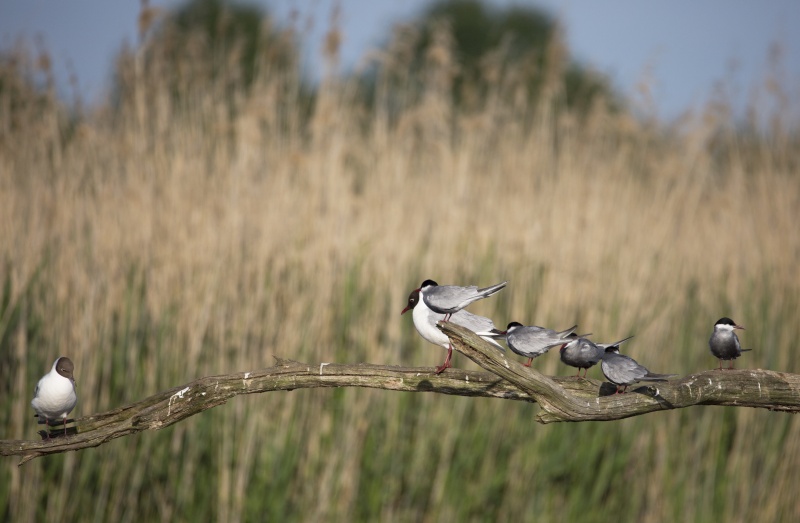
[112,0,618,118]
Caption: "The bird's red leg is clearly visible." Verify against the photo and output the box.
[524,358,532,367]
[435,345,453,374]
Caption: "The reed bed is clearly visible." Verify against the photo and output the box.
[1,24,799,521]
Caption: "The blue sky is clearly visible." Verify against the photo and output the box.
[2,1,798,121]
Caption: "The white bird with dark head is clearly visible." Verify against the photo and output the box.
[402,280,507,374]
[31,356,78,437]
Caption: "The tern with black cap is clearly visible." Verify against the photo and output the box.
[709,317,750,370]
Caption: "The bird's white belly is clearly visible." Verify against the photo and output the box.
[32,379,77,420]
[412,303,450,349]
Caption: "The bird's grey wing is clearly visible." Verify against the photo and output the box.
[425,310,503,349]
[476,281,508,297]
[507,334,546,357]
[447,310,504,350]
[510,328,565,356]
[450,309,496,333]
[640,372,676,381]
[425,282,507,312]
[609,335,635,348]
[554,325,578,338]
[601,359,623,384]
[597,335,635,351]
[423,285,479,312]
[480,336,506,351]
[603,355,645,385]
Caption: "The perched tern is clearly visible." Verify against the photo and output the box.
[416,279,507,321]
[502,322,578,367]
[709,317,750,370]
[559,337,604,378]
[601,347,676,394]
[31,356,77,437]
[402,288,505,374]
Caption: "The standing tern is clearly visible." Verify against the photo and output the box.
[601,347,676,394]
[31,356,78,437]
[559,337,604,378]
[502,322,578,367]
[416,279,507,321]
[709,317,750,370]
[402,288,505,374]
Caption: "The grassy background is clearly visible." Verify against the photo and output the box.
[1,29,800,522]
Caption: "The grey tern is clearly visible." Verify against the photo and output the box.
[502,321,578,367]
[709,317,750,370]
[559,337,604,378]
[601,346,676,394]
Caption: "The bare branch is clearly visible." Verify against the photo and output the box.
[0,358,590,465]
[3,325,799,465]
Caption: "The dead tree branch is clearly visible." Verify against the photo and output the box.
[2,324,799,465]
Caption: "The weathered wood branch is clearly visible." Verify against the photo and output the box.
[2,323,799,465]
[439,322,800,423]
[0,358,594,465]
